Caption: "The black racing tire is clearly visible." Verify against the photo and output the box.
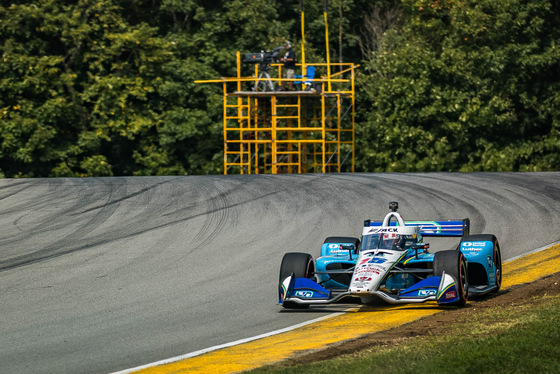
[279,252,314,309]
[433,250,468,306]
[460,234,502,293]
[492,239,502,293]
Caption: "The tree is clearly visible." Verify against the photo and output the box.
[0,0,222,176]
[356,0,560,172]
[2,0,559,176]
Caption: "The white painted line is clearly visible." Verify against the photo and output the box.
[113,240,560,374]
[505,239,560,263]
[110,311,346,374]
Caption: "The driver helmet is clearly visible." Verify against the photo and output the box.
[381,233,408,250]
[396,235,408,250]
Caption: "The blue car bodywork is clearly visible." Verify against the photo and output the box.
[279,203,502,308]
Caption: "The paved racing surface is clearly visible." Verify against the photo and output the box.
[1,173,559,374]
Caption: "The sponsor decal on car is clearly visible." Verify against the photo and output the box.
[445,290,457,299]
[368,257,387,264]
[461,242,486,251]
[356,276,372,282]
[419,289,436,296]
[322,259,353,265]
[328,249,348,254]
[367,227,398,234]
[295,291,314,298]
[356,265,381,275]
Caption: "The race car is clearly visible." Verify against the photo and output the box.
[278,202,502,308]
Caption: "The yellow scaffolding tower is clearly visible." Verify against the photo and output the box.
[194,0,357,174]
[196,53,358,175]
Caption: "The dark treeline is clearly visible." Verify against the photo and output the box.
[1,0,559,177]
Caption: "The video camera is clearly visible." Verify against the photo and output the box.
[242,46,284,65]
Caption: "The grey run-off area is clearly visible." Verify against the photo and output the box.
[1,173,559,374]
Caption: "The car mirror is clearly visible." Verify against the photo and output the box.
[340,244,356,259]
[411,243,429,259]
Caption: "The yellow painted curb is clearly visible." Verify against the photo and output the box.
[502,244,560,288]
[133,244,560,374]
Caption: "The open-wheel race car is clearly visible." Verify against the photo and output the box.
[279,202,502,309]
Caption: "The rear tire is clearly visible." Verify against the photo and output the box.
[279,252,314,309]
[434,250,468,306]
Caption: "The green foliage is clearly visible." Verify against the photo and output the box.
[1,0,559,176]
[356,0,560,172]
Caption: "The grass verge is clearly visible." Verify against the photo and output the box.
[247,288,560,373]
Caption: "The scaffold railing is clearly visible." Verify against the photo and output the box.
[196,52,358,174]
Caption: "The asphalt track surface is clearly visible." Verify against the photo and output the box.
[1,172,560,374]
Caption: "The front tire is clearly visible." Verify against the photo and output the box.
[492,240,502,293]
[434,250,468,306]
[279,252,314,309]
[460,234,502,293]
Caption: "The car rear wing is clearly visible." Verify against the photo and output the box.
[366,219,470,237]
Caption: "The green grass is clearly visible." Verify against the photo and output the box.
[247,295,560,374]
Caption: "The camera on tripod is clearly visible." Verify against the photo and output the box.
[242,46,283,66]
[242,46,284,92]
